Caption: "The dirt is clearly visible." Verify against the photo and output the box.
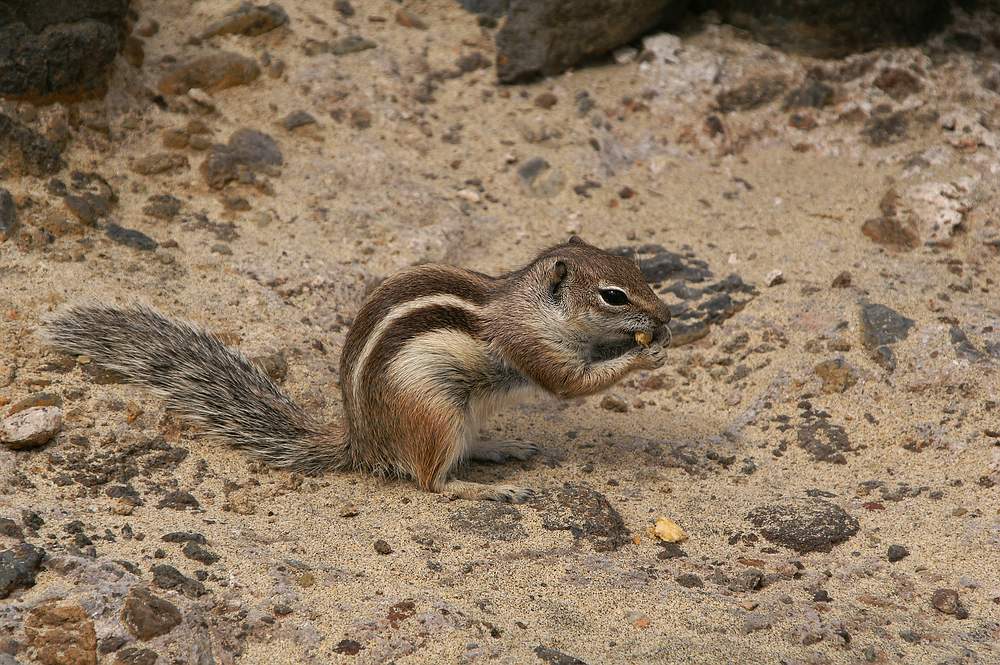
[1,2,999,664]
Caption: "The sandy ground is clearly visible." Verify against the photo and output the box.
[2,2,1000,664]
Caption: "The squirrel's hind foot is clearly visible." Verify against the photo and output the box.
[443,479,535,503]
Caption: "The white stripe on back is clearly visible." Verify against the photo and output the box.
[350,294,483,406]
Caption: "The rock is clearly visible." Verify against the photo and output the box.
[862,111,908,147]
[717,77,787,113]
[24,601,97,665]
[181,541,219,565]
[334,0,355,17]
[161,532,207,544]
[709,0,949,58]
[373,539,392,555]
[142,194,181,221]
[600,394,629,413]
[0,0,128,102]
[330,36,377,56]
[157,52,260,96]
[517,157,564,198]
[534,92,558,109]
[783,78,834,110]
[7,393,62,416]
[152,564,206,598]
[200,128,282,189]
[0,407,63,449]
[106,224,158,252]
[121,588,181,641]
[861,216,918,250]
[742,612,772,634]
[931,589,967,618]
[873,67,922,101]
[531,483,630,552]
[495,0,690,83]
[0,542,45,598]
[887,544,910,562]
[729,568,764,593]
[395,8,428,29]
[675,573,704,588]
[157,491,199,510]
[747,498,859,553]
[0,112,65,176]
[458,0,509,18]
[860,303,914,372]
[0,187,18,242]
[904,178,976,247]
[280,110,316,130]
[199,3,288,39]
[62,195,99,226]
[814,358,858,393]
[449,504,526,542]
[0,518,24,539]
[534,645,589,665]
[764,269,784,287]
[132,153,188,176]
[115,647,158,665]
[949,327,983,362]
[796,408,853,464]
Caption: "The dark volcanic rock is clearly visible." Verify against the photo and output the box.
[201,128,283,189]
[458,0,509,19]
[105,224,158,252]
[0,187,17,242]
[887,544,910,562]
[0,542,45,598]
[796,408,854,464]
[860,303,914,372]
[449,504,527,542]
[747,498,858,553]
[121,588,181,641]
[181,541,219,565]
[783,78,834,110]
[949,326,984,362]
[708,0,949,58]
[531,483,630,551]
[717,76,787,112]
[115,647,158,665]
[496,0,690,83]
[862,111,909,147]
[151,563,207,598]
[534,645,590,665]
[0,0,128,102]
[157,491,199,510]
[142,194,182,221]
[0,112,65,176]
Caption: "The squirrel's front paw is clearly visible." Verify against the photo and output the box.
[637,343,667,369]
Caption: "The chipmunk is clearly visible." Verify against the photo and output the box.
[44,236,671,503]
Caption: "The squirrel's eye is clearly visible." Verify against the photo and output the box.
[599,288,629,306]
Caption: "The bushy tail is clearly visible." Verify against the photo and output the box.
[44,304,348,474]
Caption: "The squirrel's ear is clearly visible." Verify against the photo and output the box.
[547,259,568,298]
[567,235,585,245]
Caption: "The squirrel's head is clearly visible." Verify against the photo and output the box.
[531,236,671,359]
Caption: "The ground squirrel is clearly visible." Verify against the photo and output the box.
[44,236,671,502]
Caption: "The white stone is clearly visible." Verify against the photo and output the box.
[0,406,63,449]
